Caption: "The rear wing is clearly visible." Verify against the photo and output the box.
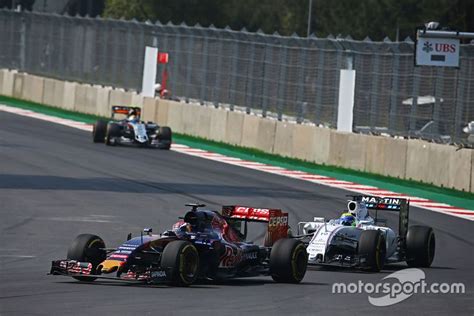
[351,195,409,246]
[111,106,141,118]
[221,206,289,247]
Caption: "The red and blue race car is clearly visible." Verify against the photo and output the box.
[50,204,308,286]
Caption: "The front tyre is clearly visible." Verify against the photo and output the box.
[160,240,199,286]
[270,239,308,283]
[358,230,386,272]
[406,226,435,268]
[66,234,106,281]
[157,126,172,150]
[105,123,120,146]
[92,120,107,143]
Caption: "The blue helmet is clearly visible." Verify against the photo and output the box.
[340,215,355,226]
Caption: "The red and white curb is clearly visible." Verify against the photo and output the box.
[2,104,473,222]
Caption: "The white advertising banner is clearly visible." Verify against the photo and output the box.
[141,46,158,97]
[337,69,356,133]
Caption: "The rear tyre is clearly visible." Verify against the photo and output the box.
[92,120,107,143]
[157,126,172,150]
[105,123,120,146]
[270,239,308,283]
[406,226,435,268]
[358,230,386,272]
[66,234,106,281]
[160,240,199,286]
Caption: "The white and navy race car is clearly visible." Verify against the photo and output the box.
[92,106,172,149]
[297,196,435,271]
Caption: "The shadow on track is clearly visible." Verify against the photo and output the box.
[56,278,327,289]
[0,174,321,200]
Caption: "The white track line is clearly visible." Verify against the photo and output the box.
[1,104,473,221]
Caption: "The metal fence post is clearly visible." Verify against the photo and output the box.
[123,22,135,90]
[184,25,194,99]
[213,30,224,108]
[388,44,401,133]
[19,13,26,71]
[245,37,256,114]
[295,37,308,124]
[277,37,288,121]
[409,67,421,133]
[169,23,181,97]
[453,66,465,142]
[228,31,239,110]
[432,67,444,137]
[260,35,272,117]
[199,28,209,104]
[314,39,325,124]
[369,44,381,129]
[332,41,343,127]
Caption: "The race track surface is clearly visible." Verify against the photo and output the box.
[1,111,473,315]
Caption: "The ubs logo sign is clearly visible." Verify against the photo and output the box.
[422,42,433,53]
[423,41,457,53]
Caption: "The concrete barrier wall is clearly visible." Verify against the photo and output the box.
[142,97,157,122]
[22,75,44,104]
[13,72,24,99]
[448,148,471,191]
[208,107,228,142]
[406,139,431,183]
[471,151,474,193]
[1,69,16,96]
[225,111,245,146]
[42,78,56,106]
[155,99,169,126]
[273,121,294,158]
[95,85,111,117]
[1,70,473,193]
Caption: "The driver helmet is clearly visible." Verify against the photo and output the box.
[128,108,138,120]
[339,213,355,226]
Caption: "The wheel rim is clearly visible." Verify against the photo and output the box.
[427,231,435,264]
[292,245,307,281]
[180,246,198,282]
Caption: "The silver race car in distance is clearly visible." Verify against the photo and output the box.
[297,196,435,272]
[92,106,172,149]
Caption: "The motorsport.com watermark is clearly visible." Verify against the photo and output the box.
[332,268,465,306]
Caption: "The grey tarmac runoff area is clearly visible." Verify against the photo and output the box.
[0,110,473,316]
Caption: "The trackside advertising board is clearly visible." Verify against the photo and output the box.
[415,37,460,67]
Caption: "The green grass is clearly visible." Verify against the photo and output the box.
[1,94,473,210]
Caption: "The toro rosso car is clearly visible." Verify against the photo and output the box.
[50,204,308,286]
[92,106,172,149]
[297,196,435,272]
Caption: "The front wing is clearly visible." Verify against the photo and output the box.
[50,260,169,284]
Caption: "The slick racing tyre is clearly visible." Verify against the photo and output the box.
[67,234,106,282]
[270,238,308,283]
[92,120,107,143]
[105,123,120,146]
[358,230,386,272]
[161,240,199,286]
[157,126,172,150]
[406,226,435,268]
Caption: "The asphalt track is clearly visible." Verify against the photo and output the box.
[0,111,473,315]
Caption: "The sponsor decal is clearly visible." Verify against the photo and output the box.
[242,252,258,260]
[220,245,242,267]
[269,216,288,227]
[151,270,167,278]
